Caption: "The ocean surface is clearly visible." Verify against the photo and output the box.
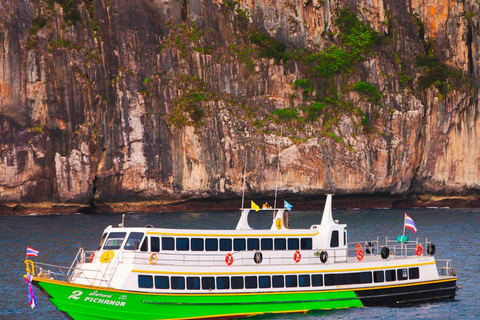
[1,207,479,319]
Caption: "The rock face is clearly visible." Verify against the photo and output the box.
[0,0,479,213]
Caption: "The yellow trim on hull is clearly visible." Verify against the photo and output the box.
[31,274,456,298]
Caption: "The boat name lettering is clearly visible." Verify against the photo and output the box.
[88,290,113,298]
[84,296,126,307]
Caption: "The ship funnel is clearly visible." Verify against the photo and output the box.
[321,194,335,226]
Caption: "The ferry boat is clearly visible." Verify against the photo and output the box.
[24,195,457,319]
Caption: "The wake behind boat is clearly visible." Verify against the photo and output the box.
[24,195,457,319]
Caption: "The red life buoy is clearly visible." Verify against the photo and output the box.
[293,250,301,263]
[415,244,423,256]
[89,253,94,263]
[225,253,233,266]
[355,243,362,252]
[356,249,364,261]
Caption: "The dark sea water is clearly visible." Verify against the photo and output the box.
[1,208,479,320]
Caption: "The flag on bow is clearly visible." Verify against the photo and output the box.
[284,200,293,211]
[405,214,417,233]
[24,273,38,309]
[251,201,260,212]
[26,247,39,257]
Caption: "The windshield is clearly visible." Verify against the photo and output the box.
[103,232,127,250]
[124,232,145,250]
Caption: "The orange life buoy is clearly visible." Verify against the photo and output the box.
[89,253,94,263]
[293,250,301,263]
[355,243,362,252]
[356,249,364,261]
[225,253,233,266]
[148,253,158,265]
[415,244,423,256]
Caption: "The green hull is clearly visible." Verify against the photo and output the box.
[34,278,363,320]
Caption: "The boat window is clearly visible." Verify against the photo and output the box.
[202,277,215,290]
[245,276,257,289]
[140,237,148,252]
[155,276,169,289]
[261,238,273,250]
[234,238,246,251]
[205,238,218,251]
[103,232,126,250]
[409,267,420,280]
[216,277,230,289]
[330,230,339,248]
[343,231,347,246]
[219,239,232,251]
[299,275,310,287]
[191,238,204,251]
[385,270,396,282]
[272,275,284,288]
[324,274,336,286]
[300,238,312,250]
[360,272,372,284]
[374,270,384,283]
[187,277,200,290]
[247,238,259,251]
[285,275,297,287]
[151,237,160,252]
[288,238,299,250]
[176,238,189,251]
[312,274,323,286]
[125,232,145,250]
[274,238,286,250]
[171,277,185,289]
[259,276,271,288]
[138,275,153,288]
[397,268,408,281]
[98,233,108,250]
[162,237,174,250]
[231,276,244,289]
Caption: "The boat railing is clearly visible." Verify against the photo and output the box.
[436,259,456,277]
[112,249,348,267]
[24,260,72,281]
[349,238,436,258]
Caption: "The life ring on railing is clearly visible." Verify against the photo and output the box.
[356,249,364,261]
[355,243,362,252]
[427,243,436,256]
[293,250,301,263]
[225,253,233,266]
[148,253,158,265]
[381,247,390,259]
[253,251,263,264]
[89,253,94,263]
[319,250,328,264]
[415,244,423,256]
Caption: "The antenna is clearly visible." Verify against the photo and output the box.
[241,147,247,210]
[119,214,125,227]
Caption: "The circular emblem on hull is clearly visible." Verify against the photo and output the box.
[275,218,282,230]
[100,250,114,263]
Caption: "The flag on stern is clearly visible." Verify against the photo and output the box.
[26,247,39,257]
[24,273,38,309]
[405,214,417,233]
[251,201,260,212]
[284,200,293,211]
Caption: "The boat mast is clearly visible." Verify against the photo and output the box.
[273,129,282,215]
[241,147,247,210]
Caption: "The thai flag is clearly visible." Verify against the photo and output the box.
[24,273,38,309]
[405,214,417,233]
[26,246,39,257]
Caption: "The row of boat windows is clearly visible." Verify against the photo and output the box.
[138,267,420,290]
[100,232,314,252]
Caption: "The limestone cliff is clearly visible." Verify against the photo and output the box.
[0,0,479,214]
